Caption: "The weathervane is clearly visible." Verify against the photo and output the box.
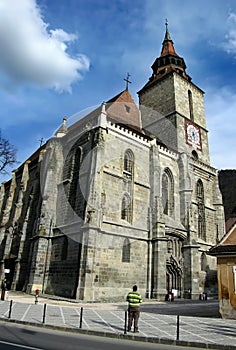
[124,72,132,91]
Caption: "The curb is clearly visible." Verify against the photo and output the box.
[1,317,236,350]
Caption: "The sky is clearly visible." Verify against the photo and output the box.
[0,0,236,182]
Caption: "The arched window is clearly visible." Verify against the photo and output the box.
[124,149,134,174]
[122,150,134,222]
[201,252,207,271]
[121,194,132,223]
[188,90,194,121]
[192,150,198,160]
[162,168,174,216]
[122,238,130,262]
[197,180,206,240]
[64,146,82,222]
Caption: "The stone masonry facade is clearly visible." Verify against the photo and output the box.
[0,25,225,301]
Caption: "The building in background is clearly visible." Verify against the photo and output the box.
[219,170,236,221]
[0,24,225,301]
[209,219,236,318]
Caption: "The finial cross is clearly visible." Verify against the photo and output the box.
[39,137,44,147]
[124,72,132,90]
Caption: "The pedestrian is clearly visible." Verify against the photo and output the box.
[126,285,142,333]
[35,289,40,304]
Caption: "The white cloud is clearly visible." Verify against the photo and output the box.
[0,0,90,92]
[224,12,236,54]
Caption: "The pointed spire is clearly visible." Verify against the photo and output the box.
[161,20,178,57]
[164,19,171,41]
[138,20,192,94]
[55,117,67,137]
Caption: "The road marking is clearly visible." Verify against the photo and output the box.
[139,314,175,338]
[21,305,31,321]
[92,310,119,333]
[60,307,65,324]
[0,340,42,350]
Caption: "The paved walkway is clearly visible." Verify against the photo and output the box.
[0,292,236,349]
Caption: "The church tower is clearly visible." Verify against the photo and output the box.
[138,22,225,299]
[138,20,210,165]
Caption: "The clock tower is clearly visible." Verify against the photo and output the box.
[138,22,225,300]
[138,21,210,164]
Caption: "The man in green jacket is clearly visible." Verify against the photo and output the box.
[126,285,142,333]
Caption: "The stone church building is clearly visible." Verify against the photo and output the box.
[0,24,225,301]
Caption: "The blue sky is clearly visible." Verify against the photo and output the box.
[1,0,236,182]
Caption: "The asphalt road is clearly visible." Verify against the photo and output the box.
[141,299,220,318]
[0,322,220,350]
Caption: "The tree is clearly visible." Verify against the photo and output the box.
[0,130,17,174]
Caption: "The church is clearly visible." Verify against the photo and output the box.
[0,24,225,301]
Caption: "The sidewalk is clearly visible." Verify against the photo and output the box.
[1,291,236,349]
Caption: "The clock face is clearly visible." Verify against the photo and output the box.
[185,120,202,150]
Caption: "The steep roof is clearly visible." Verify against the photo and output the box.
[68,89,142,133]
[106,89,142,131]
[138,21,192,95]
[209,220,236,256]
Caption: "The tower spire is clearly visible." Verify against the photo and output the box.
[164,18,171,41]
[138,21,192,94]
[161,20,177,57]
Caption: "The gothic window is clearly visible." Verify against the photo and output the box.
[201,252,207,271]
[63,146,82,222]
[122,150,134,222]
[124,149,134,175]
[162,168,174,216]
[122,238,130,262]
[121,194,132,223]
[188,90,194,121]
[197,180,206,240]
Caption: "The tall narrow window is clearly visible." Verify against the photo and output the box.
[124,149,134,174]
[122,238,130,262]
[197,180,206,240]
[121,194,132,223]
[162,168,174,216]
[188,90,194,121]
[162,173,169,215]
[201,252,207,271]
[122,149,134,223]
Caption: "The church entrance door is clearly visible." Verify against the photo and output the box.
[166,255,182,298]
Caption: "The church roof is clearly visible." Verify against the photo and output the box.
[209,219,236,256]
[68,89,142,133]
[105,89,142,131]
